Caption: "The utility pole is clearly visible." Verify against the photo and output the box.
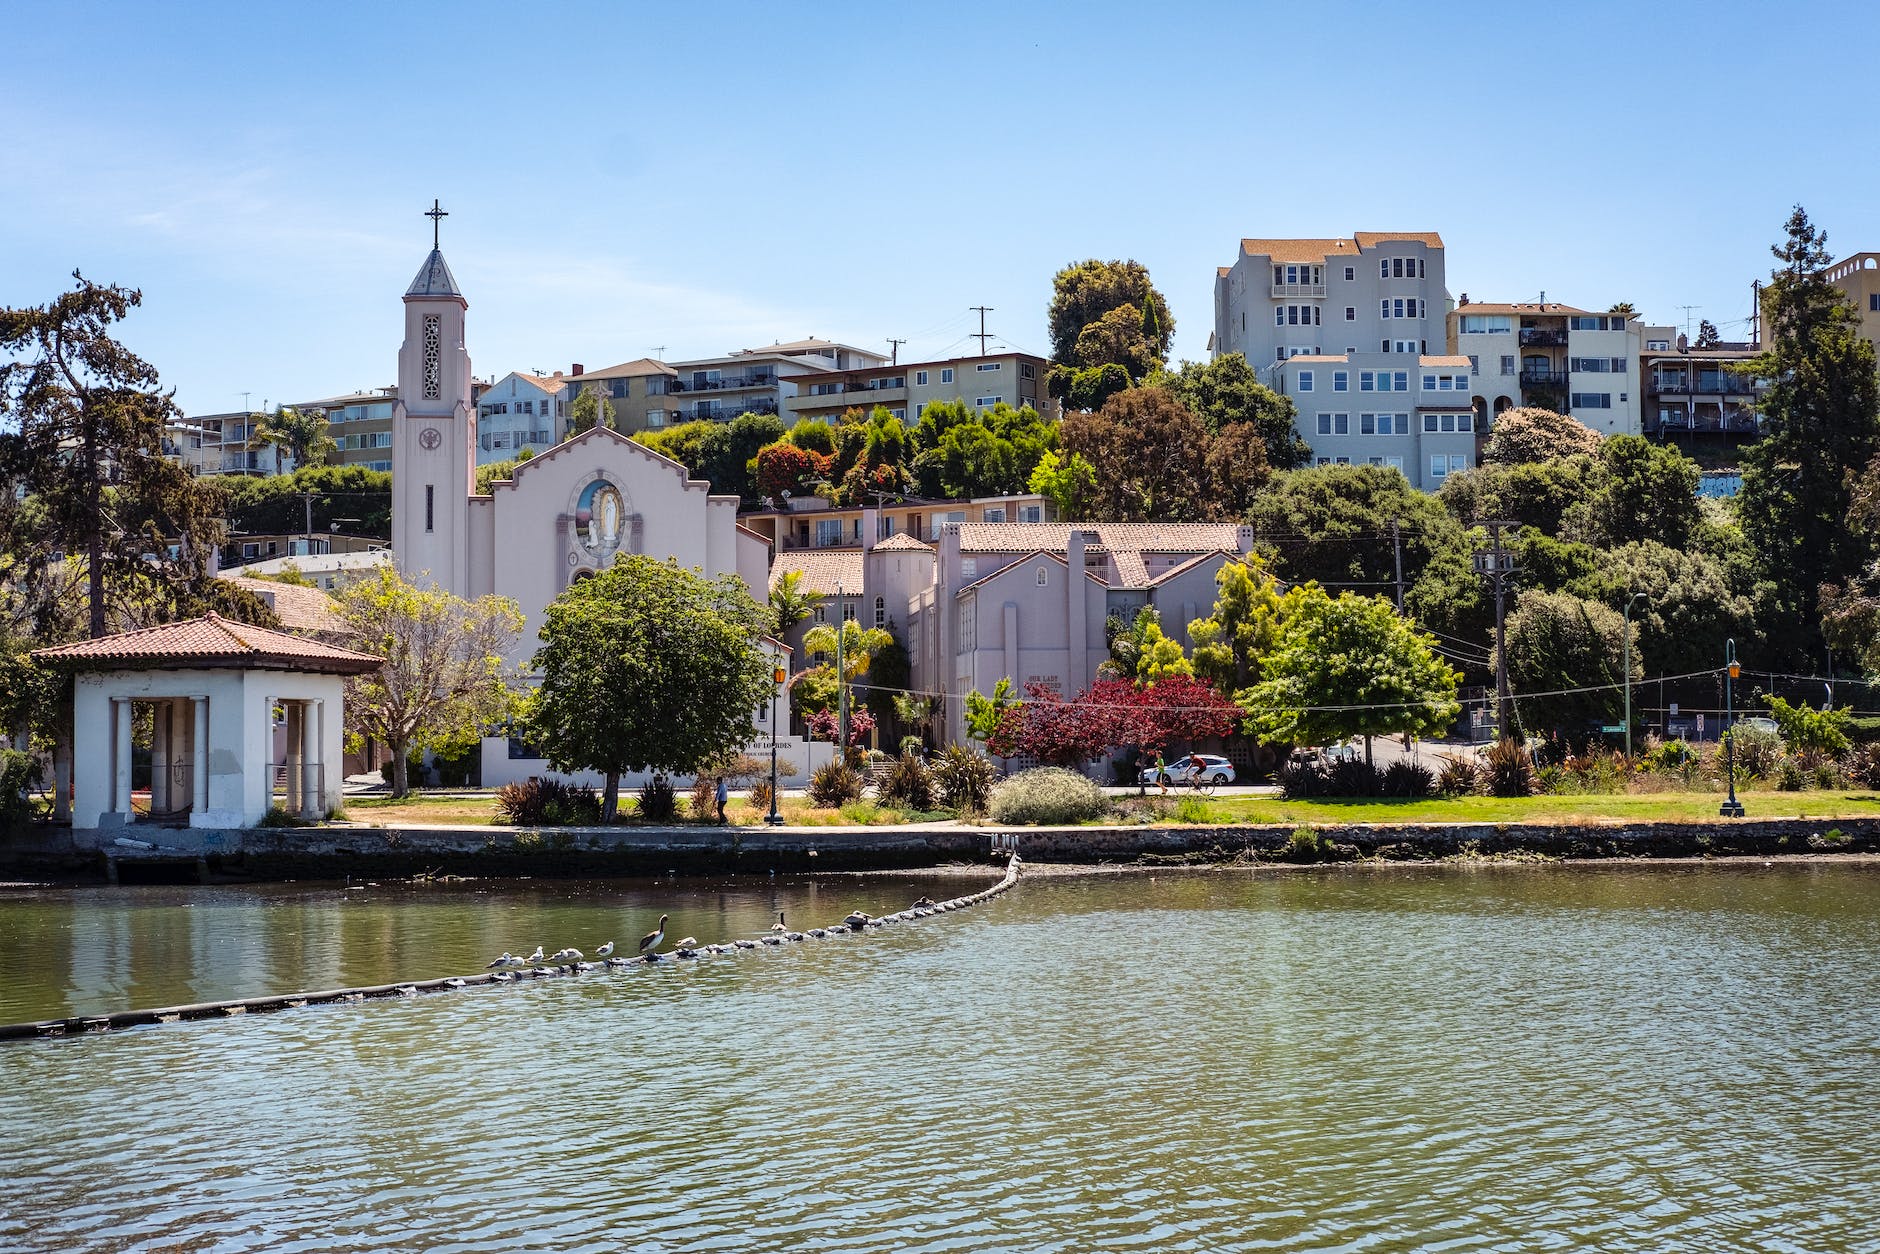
[834,585,847,757]
[970,306,994,356]
[1390,519,1404,611]
[1473,521,1518,740]
[1623,591,1648,757]
[886,338,905,366]
[1751,279,1763,347]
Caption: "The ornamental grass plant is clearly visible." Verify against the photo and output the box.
[988,767,1113,826]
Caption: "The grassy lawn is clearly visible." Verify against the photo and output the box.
[341,794,947,828]
[1152,791,1880,826]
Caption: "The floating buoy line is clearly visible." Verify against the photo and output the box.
[0,857,1021,1043]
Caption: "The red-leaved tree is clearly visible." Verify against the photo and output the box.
[988,676,1239,766]
[756,443,834,499]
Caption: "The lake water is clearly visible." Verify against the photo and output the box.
[3,864,1877,1252]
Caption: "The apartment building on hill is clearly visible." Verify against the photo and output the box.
[565,340,889,435]
[1824,252,1880,356]
[1638,326,1765,439]
[1265,354,1478,490]
[475,371,571,464]
[1211,232,1450,368]
[1446,299,1643,436]
[782,351,1052,424]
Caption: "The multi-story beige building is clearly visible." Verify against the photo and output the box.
[1446,299,1643,435]
[782,351,1052,424]
[1212,232,1450,367]
[1823,252,1880,355]
[1637,326,1765,440]
[163,410,287,476]
[555,359,678,436]
[296,387,400,471]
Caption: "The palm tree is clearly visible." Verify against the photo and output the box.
[252,407,337,473]
[769,569,822,635]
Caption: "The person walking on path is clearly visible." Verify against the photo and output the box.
[715,777,729,825]
[1155,752,1167,796]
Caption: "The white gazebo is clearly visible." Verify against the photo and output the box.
[33,613,383,830]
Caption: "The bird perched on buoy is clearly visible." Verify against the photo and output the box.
[761,934,783,946]
[734,938,758,950]
[844,911,870,930]
[549,947,583,963]
[485,952,514,969]
[771,911,787,932]
[806,927,827,939]
[595,941,615,959]
[675,936,698,949]
[638,914,668,959]
[522,946,544,965]
[491,970,515,983]
[912,896,934,909]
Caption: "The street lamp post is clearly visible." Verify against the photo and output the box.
[1720,638,1745,818]
[766,658,787,825]
[1623,591,1648,758]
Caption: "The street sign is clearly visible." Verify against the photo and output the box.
[1669,702,1679,718]
[1696,713,1706,736]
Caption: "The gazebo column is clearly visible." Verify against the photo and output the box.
[112,697,133,819]
[150,700,171,814]
[191,696,210,816]
[299,700,322,821]
[282,701,302,814]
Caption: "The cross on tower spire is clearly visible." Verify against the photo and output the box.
[425,198,448,250]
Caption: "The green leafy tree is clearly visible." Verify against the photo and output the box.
[768,569,822,635]
[1438,458,1594,535]
[1572,541,1753,678]
[476,459,517,494]
[706,411,787,503]
[1242,589,1461,766]
[0,273,230,638]
[782,417,837,455]
[1738,206,1880,662]
[336,565,525,798]
[223,464,393,540]
[1762,695,1852,754]
[1480,407,1604,465]
[252,406,337,472]
[566,384,616,436]
[1497,590,1638,738]
[1247,464,1464,594]
[1577,436,1702,549]
[1048,259,1174,372]
[1154,353,1312,468]
[1823,456,1880,677]
[528,554,773,819]
[964,676,1016,745]
[1060,386,1215,521]
[1046,362,1133,412]
[1187,554,1299,695]
[1028,449,1097,519]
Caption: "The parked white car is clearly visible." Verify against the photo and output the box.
[1140,754,1237,786]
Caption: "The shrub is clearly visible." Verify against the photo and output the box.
[1720,723,1783,780]
[1483,738,1535,797]
[637,776,678,823]
[1775,758,1806,792]
[1279,758,1388,798]
[1380,760,1434,799]
[1175,796,1211,824]
[1288,824,1333,860]
[1434,755,1480,797]
[495,776,601,826]
[690,775,718,821]
[748,780,775,815]
[989,767,1112,825]
[1641,737,1697,773]
[1846,743,1880,788]
[932,745,997,815]
[1,749,39,835]
[876,750,935,810]
[807,759,864,807]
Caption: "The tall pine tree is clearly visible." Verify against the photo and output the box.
[1737,208,1880,664]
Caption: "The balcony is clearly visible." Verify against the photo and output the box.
[670,373,777,394]
[1649,375,1762,396]
[1518,328,1567,347]
[1519,368,1568,386]
[1270,283,1327,299]
[1646,406,1762,435]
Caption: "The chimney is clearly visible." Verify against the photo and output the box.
[571,363,585,376]
[861,506,879,554]
[1459,293,1469,307]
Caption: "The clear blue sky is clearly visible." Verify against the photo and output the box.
[6,0,1877,417]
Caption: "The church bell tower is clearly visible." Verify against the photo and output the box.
[391,199,473,598]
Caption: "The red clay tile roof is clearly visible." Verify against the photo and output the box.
[871,533,935,553]
[769,548,864,596]
[954,522,1246,554]
[33,613,383,674]
[219,576,351,635]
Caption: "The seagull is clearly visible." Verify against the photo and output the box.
[638,914,668,959]
[771,911,787,932]
[675,936,698,949]
[485,952,514,969]
[522,946,544,965]
[549,947,583,964]
[912,896,935,909]
[595,941,615,959]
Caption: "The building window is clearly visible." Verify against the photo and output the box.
[842,601,856,622]
[1298,370,1313,392]
[874,596,886,629]
[915,370,929,385]
[1343,266,1355,281]
[1345,306,1356,321]
[1468,355,1480,376]
[1317,413,1332,435]
[1430,454,1450,481]
[983,507,1005,522]
[976,362,1002,372]
[1570,392,1613,409]
[815,520,843,546]
[421,315,442,400]
[1333,370,1348,392]
[424,484,434,533]
[975,396,1002,407]
[1870,294,1880,312]
[1036,566,1049,586]
[941,368,954,383]
[1647,339,1670,351]
[961,556,977,578]
[1020,504,1042,523]
[1333,413,1349,435]
[813,605,826,623]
